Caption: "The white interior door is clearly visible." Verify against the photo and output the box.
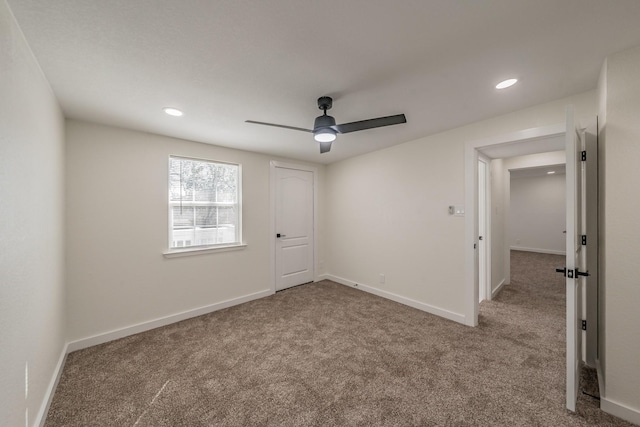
[564,106,585,412]
[275,166,314,291]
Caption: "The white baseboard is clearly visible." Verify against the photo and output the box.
[601,397,640,425]
[67,289,274,352]
[35,343,68,427]
[510,246,565,256]
[324,274,466,325]
[492,278,506,299]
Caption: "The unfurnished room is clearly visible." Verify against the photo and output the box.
[2,1,640,426]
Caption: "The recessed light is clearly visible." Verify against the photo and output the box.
[163,107,183,117]
[547,171,556,174]
[496,78,518,89]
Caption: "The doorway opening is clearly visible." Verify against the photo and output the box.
[465,110,599,413]
[464,123,567,325]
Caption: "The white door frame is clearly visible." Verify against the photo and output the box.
[269,160,319,293]
[464,123,566,326]
[477,154,492,302]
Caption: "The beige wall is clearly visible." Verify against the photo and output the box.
[65,120,325,343]
[0,1,66,425]
[325,91,595,324]
[509,172,566,254]
[599,45,640,422]
[490,151,567,294]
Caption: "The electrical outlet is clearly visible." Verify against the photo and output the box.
[379,274,385,284]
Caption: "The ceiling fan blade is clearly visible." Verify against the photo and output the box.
[333,114,407,134]
[245,120,312,133]
[319,141,332,154]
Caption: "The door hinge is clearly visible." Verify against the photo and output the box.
[581,235,587,246]
[581,150,587,161]
[581,320,587,331]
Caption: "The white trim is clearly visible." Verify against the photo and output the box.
[67,289,273,352]
[465,123,566,327]
[467,123,566,149]
[601,398,640,425]
[464,138,479,325]
[269,161,318,293]
[478,154,492,302]
[505,169,512,286]
[510,246,566,256]
[35,344,68,427]
[163,243,247,258]
[491,278,506,299]
[169,154,240,167]
[325,274,466,325]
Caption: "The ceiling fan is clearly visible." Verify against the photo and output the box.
[246,96,407,153]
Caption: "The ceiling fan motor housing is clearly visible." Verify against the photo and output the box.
[317,96,333,111]
[314,113,336,130]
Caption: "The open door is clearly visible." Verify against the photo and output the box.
[563,105,587,412]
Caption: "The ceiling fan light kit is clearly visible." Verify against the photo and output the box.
[314,128,336,143]
[246,96,406,154]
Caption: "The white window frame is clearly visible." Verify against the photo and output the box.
[164,155,244,257]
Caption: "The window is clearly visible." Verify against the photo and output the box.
[169,156,241,250]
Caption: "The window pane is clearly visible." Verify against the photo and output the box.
[194,163,216,202]
[217,206,236,226]
[172,206,194,228]
[216,164,238,203]
[169,159,194,202]
[195,206,216,228]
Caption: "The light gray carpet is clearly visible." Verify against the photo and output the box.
[45,251,632,426]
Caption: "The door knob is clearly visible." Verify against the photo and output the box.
[276,233,287,238]
[555,267,590,278]
[575,269,590,277]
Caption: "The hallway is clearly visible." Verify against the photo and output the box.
[478,250,623,425]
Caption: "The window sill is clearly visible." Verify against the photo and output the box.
[163,243,247,258]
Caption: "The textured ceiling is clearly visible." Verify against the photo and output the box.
[8,0,640,164]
